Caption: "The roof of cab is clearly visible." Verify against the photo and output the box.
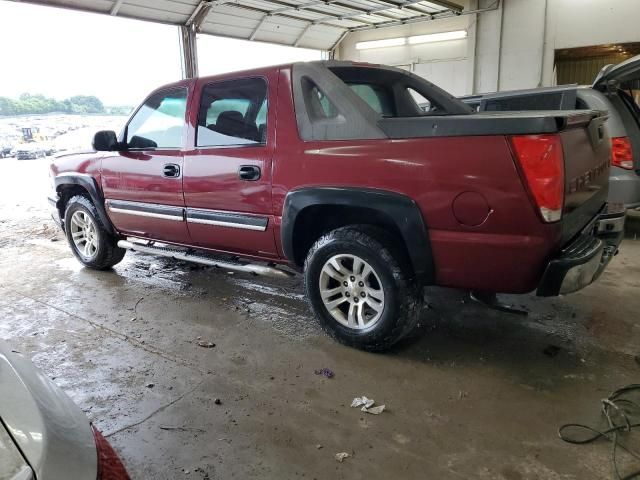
[150,60,391,93]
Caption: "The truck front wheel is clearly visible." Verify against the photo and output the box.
[64,195,125,270]
[304,226,422,351]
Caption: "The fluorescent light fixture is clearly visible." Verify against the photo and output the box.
[355,30,467,50]
[408,30,467,45]
[356,37,406,50]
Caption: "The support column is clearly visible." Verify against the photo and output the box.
[179,24,199,79]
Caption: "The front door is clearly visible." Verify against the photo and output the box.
[101,86,191,244]
[182,75,277,258]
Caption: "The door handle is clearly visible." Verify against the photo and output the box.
[163,163,180,178]
[238,165,261,181]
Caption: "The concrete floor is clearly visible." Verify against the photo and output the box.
[1,157,639,479]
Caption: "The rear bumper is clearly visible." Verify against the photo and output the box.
[536,204,625,296]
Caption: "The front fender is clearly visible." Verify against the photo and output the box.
[54,173,115,235]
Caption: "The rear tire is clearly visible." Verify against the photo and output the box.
[304,225,422,351]
[64,195,125,270]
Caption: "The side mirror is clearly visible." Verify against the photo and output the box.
[92,130,118,151]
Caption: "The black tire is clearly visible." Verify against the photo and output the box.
[64,195,125,270]
[304,225,422,351]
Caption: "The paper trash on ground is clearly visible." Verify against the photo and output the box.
[351,396,385,414]
[362,404,385,415]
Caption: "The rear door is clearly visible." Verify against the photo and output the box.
[182,73,278,258]
[101,87,190,244]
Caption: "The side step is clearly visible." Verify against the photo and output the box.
[117,240,294,279]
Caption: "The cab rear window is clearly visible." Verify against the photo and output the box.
[347,84,394,116]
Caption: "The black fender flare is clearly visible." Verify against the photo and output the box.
[281,187,434,284]
[54,173,115,235]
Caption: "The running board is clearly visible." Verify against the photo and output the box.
[117,240,294,279]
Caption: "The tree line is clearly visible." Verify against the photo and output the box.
[0,93,130,116]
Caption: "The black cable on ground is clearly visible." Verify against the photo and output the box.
[559,384,640,480]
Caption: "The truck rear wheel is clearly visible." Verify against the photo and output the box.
[304,226,422,351]
[64,195,125,270]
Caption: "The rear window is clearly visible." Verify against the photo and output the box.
[347,84,394,116]
[328,66,451,117]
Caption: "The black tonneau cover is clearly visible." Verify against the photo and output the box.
[378,110,606,138]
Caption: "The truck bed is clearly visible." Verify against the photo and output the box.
[379,109,611,249]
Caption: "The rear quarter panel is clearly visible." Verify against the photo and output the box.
[273,68,560,293]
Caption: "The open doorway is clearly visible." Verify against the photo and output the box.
[554,42,640,86]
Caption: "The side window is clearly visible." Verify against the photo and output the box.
[126,89,187,149]
[197,77,268,147]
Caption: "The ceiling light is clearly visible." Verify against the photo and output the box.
[408,30,467,45]
[355,37,406,50]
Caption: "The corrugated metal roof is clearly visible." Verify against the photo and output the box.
[11,0,464,50]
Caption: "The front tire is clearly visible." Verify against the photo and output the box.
[64,195,125,270]
[304,226,422,351]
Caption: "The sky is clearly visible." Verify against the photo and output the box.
[0,1,322,106]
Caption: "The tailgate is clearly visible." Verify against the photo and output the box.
[559,111,611,244]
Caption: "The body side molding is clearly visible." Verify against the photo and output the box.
[186,208,268,231]
[106,199,184,221]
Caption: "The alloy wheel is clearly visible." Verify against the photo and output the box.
[70,210,99,260]
[319,254,385,330]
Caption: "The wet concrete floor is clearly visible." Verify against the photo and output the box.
[1,158,639,479]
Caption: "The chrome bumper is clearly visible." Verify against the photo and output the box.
[537,204,625,296]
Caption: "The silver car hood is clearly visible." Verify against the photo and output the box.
[0,341,97,480]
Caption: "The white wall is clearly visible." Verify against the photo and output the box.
[336,5,474,96]
[336,0,640,95]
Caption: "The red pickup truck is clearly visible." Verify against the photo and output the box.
[49,61,625,350]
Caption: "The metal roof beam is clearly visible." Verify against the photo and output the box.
[208,2,357,29]
[329,29,349,56]
[249,14,270,40]
[261,0,383,23]
[364,0,437,16]
[185,0,214,30]
[264,0,453,19]
[110,0,124,15]
[306,0,441,26]
[424,0,462,12]
[348,0,499,31]
[294,23,312,47]
[323,1,401,21]
[264,0,397,21]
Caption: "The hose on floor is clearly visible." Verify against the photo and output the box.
[559,384,640,480]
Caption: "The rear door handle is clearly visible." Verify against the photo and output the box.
[163,163,180,178]
[238,165,261,181]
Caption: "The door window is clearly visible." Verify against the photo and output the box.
[197,78,268,147]
[126,88,187,149]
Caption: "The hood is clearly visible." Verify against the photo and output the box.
[593,54,640,90]
[0,422,32,480]
[0,342,97,480]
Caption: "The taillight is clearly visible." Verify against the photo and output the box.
[510,134,564,223]
[92,425,131,480]
[611,137,634,169]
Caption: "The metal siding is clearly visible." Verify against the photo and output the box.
[12,0,462,50]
